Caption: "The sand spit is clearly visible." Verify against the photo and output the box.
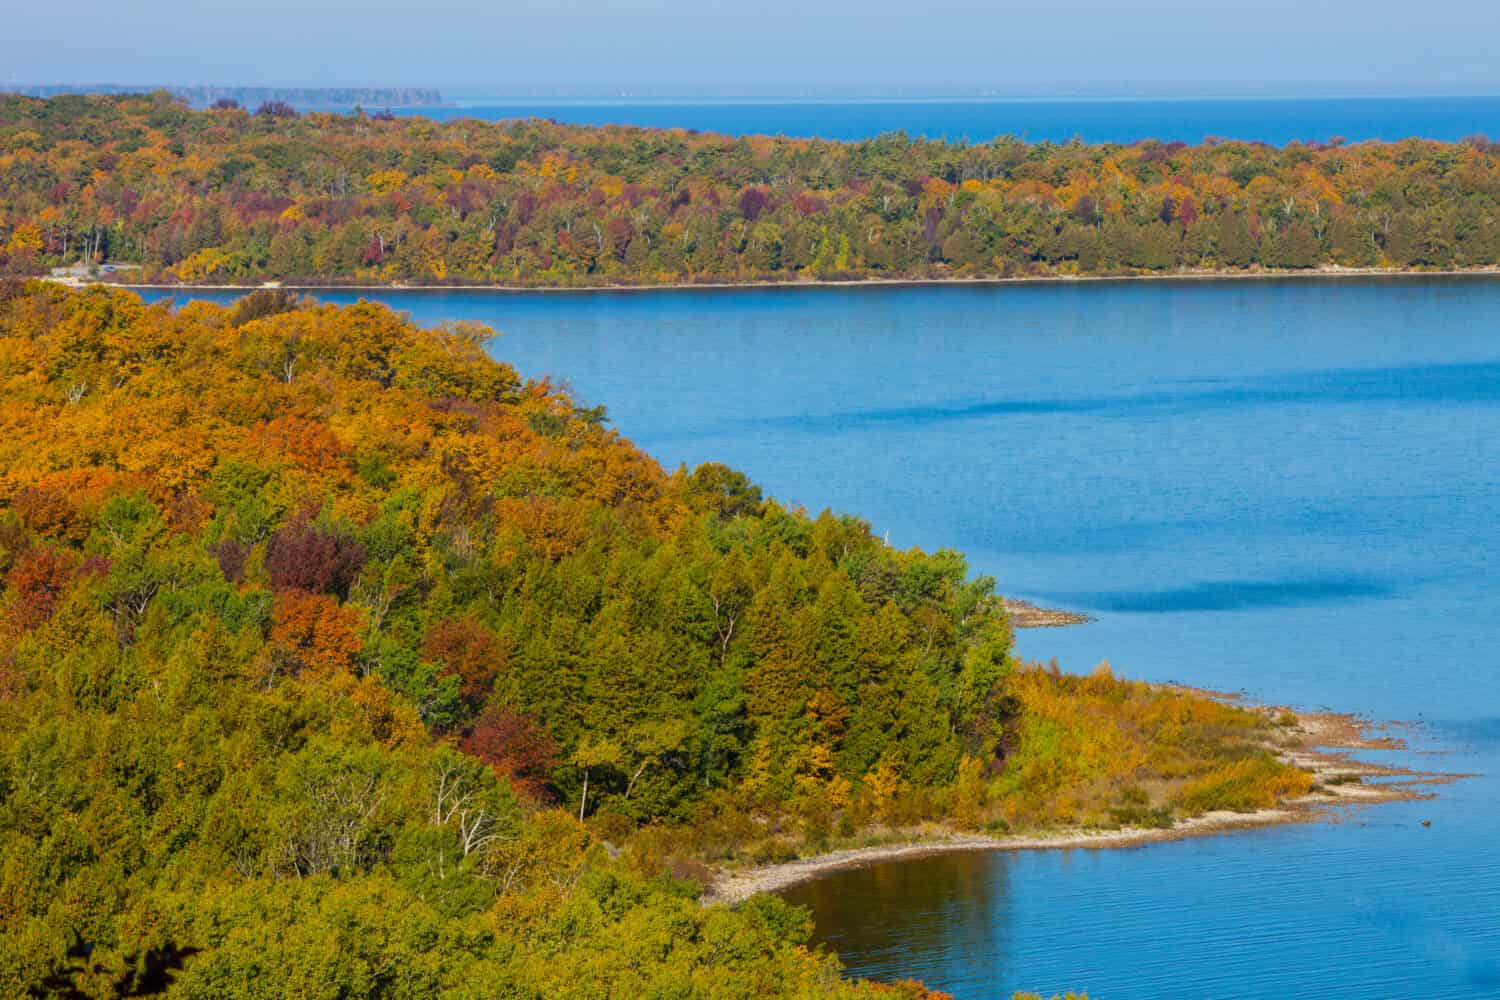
[1002,599,1093,628]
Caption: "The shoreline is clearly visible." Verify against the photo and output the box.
[43,264,1500,295]
[702,698,1454,906]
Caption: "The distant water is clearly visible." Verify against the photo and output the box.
[147,278,1500,999]
[400,96,1500,144]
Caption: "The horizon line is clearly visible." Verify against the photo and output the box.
[9,84,1500,105]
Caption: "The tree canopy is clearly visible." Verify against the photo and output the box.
[2,94,1499,286]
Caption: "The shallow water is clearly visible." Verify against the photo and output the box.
[146,278,1500,999]
[400,95,1500,145]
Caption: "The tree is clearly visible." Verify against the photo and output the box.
[255,100,299,119]
[1265,222,1322,269]
[270,591,365,675]
[461,706,559,801]
[424,616,506,709]
[737,186,773,222]
[1,545,76,631]
[428,746,518,862]
[571,737,622,820]
[5,222,43,257]
[230,288,300,326]
[274,739,390,877]
[1213,213,1258,268]
[620,718,690,801]
[265,508,367,598]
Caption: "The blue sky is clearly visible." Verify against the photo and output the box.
[6,0,1500,97]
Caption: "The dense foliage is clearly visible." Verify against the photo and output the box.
[0,281,1304,995]
[3,93,1500,286]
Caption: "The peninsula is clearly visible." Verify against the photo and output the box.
[0,280,1400,997]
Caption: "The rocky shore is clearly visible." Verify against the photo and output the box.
[1002,599,1093,628]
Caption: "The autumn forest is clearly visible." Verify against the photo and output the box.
[0,278,1315,997]
[2,93,1498,287]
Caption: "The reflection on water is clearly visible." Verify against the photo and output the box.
[780,812,1500,999]
[786,852,1010,976]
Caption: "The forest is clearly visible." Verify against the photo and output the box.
[0,280,1307,996]
[2,92,1499,287]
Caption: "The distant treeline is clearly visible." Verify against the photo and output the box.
[1,91,1497,286]
[2,84,443,108]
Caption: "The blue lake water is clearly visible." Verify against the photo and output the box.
[146,278,1500,999]
[400,95,1500,145]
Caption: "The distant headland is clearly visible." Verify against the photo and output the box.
[5,93,1500,290]
[0,84,444,107]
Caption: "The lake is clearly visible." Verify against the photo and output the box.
[399,95,1500,145]
[145,278,1500,999]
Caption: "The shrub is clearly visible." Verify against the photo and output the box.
[1175,754,1312,814]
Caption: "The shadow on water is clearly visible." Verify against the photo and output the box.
[725,360,1500,435]
[1037,574,1398,614]
[780,852,1011,983]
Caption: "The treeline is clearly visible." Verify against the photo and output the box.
[1,86,443,108]
[0,281,1305,995]
[1,93,1498,287]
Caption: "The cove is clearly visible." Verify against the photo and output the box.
[142,277,1500,999]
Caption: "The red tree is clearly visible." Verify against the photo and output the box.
[264,508,366,598]
[738,186,772,221]
[461,706,559,801]
[3,547,75,631]
[422,616,506,708]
